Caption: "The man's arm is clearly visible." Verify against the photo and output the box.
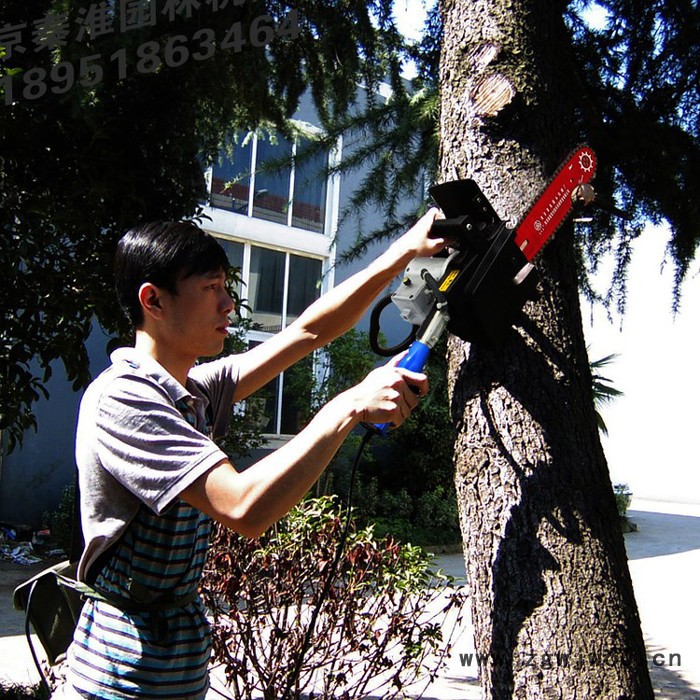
[233,208,445,401]
[180,360,427,537]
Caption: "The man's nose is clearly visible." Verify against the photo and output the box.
[221,289,235,315]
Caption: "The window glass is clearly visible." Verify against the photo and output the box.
[210,140,252,213]
[247,341,278,433]
[292,138,328,233]
[286,255,322,324]
[218,239,244,271]
[246,343,307,436]
[249,246,285,332]
[218,239,244,301]
[252,134,293,225]
[208,131,331,235]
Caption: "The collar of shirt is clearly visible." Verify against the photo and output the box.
[110,346,211,425]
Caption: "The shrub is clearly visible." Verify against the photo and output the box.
[0,683,47,699]
[614,483,632,518]
[200,496,466,700]
[41,484,76,555]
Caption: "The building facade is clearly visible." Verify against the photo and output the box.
[202,120,342,436]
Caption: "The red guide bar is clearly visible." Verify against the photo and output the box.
[515,146,597,262]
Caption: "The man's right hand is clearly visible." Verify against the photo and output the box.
[348,359,428,430]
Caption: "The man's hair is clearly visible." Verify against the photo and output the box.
[115,220,230,327]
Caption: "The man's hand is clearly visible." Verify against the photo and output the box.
[349,358,428,429]
[390,207,448,261]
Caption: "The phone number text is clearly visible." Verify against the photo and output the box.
[1,10,298,105]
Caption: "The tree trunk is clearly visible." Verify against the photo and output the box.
[438,1,654,698]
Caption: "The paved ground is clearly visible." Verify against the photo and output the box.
[2,498,699,698]
[416,500,700,700]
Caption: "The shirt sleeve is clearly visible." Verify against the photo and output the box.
[189,355,240,440]
[95,374,228,514]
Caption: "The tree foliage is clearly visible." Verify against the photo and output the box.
[589,351,624,435]
[308,3,442,259]
[565,0,700,310]
[0,0,405,449]
[319,0,699,308]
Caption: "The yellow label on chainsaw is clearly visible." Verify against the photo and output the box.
[439,270,459,292]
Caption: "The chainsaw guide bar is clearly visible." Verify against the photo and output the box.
[514,146,597,261]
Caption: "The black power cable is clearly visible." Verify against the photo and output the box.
[369,295,418,357]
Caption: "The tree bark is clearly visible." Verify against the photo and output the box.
[438,1,654,698]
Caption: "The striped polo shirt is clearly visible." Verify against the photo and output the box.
[67,349,239,699]
[67,501,212,699]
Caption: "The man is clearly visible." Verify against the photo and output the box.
[61,210,446,699]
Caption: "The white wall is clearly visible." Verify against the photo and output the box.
[583,224,700,504]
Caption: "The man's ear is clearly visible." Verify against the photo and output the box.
[138,282,165,320]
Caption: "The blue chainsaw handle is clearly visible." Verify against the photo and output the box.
[395,340,431,373]
[367,341,431,436]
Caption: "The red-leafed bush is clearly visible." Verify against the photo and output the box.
[200,496,466,700]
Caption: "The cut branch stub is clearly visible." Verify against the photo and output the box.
[471,73,516,117]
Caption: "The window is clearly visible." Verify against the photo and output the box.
[249,246,285,332]
[292,137,328,233]
[210,140,252,214]
[214,235,325,435]
[209,129,331,235]
[287,254,323,323]
[219,239,244,270]
[243,347,314,436]
[252,134,293,226]
[245,245,323,334]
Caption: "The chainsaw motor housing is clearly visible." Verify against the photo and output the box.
[437,219,539,345]
[426,178,542,345]
[370,179,541,353]
[390,252,457,327]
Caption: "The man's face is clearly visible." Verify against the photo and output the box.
[159,268,235,359]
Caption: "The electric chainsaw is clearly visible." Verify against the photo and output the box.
[367,145,598,435]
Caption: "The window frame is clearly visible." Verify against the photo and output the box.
[205,123,342,239]
[213,237,332,437]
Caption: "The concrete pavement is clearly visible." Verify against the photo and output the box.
[2,498,699,698]
[415,499,700,699]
